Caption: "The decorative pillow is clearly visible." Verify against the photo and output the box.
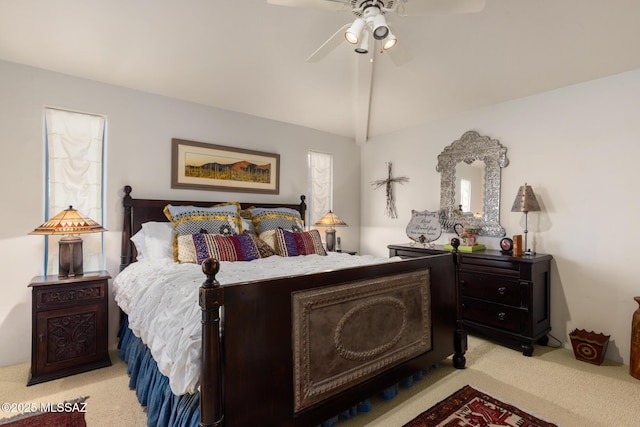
[244,231,276,258]
[178,233,260,264]
[258,229,278,252]
[274,228,327,257]
[248,207,304,235]
[164,204,241,260]
[142,221,174,260]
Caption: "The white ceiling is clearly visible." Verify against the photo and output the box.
[1,0,640,144]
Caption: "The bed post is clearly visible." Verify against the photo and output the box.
[199,258,224,427]
[450,237,467,369]
[299,195,307,225]
[120,185,134,272]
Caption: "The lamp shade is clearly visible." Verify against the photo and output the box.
[314,211,347,229]
[30,206,106,278]
[511,183,541,213]
[30,206,107,235]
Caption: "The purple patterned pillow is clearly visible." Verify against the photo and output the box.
[274,229,327,257]
[177,232,260,264]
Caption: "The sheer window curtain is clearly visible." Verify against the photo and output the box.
[308,151,333,227]
[44,108,106,275]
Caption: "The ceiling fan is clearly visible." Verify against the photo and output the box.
[267,0,487,65]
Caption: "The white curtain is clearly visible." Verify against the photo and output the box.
[45,108,105,275]
[308,151,333,227]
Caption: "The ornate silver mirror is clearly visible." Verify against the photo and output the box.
[436,131,509,237]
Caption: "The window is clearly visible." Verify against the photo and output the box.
[43,108,106,274]
[307,151,333,226]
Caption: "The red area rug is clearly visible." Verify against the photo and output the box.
[404,385,557,427]
[0,397,87,427]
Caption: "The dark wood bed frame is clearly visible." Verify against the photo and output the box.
[119,185,467,427]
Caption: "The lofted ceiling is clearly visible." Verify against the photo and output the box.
[1,0,640,144]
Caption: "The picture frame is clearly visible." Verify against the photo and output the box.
[171,138,280,194]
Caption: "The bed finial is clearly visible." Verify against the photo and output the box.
[202,258,220,283]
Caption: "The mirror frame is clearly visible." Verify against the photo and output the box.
[436,131,509,237]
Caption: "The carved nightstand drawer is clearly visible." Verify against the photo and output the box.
[28,271,111,386]
[36,281,105,309]
[459,272,522,307]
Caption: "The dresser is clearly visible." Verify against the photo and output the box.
[28,271,112,385]
[388,243,552,356]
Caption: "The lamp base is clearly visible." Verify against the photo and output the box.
[325,229,336,252]
[59,235,83,278]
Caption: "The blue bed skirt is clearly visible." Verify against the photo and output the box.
[118,317,200,427]
[118,317,438,427]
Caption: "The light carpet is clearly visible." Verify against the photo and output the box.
[1,336,639,426]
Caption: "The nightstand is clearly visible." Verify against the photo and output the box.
[389,243,553,356]
[28,271,112,386]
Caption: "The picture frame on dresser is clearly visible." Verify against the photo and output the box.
[171,138,280,194]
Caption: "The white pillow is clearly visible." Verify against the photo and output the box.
[141,221,174,260]
[130,229,147,260]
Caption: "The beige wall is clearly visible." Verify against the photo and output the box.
[0,60,360,367]
[361,68,640,365]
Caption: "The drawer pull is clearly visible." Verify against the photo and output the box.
[498,287,507,295]
[460,280,467,288]
[498,312,507,321]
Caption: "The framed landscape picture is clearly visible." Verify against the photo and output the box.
[171,138,280,194]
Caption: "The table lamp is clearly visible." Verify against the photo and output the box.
[314,211,347,252]
[511,183,541,255]
[30,206,107,277]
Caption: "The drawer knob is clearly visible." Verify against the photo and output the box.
[498,287,507,295]
[460,280,467,287]
[498,312,507,321]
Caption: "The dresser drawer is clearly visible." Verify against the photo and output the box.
[389,247,446,259]
[461,297,524,334]
[459,272,523,307]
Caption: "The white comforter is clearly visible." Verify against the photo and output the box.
[113,252,399,395]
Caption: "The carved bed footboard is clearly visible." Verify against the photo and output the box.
[198,253,465,427]
[292,269,431,412]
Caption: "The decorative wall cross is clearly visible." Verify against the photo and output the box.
[371,162,409,218]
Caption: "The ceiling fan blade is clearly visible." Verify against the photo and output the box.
[395,0,486,16]
[267,0,351,12]
[306,23,351,62]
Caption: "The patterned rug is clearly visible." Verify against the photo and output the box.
[0,397,87,427]
[404,386,557,427]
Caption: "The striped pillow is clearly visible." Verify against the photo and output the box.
[274,228,327,257]
[178,233,260,264]
[164,203,242,261]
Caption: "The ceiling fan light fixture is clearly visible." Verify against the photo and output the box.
[382,32,397,50]
[355,30,370,54]
[345,18,365,44]
[372,14,389,40]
